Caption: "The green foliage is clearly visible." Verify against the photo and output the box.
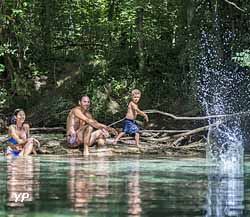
[28,96,74,126]
[0,64,5,73]
[232,50,250,67]
[0,0,250,125]
[0,88,8,109]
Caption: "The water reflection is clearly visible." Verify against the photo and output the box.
[2,154,247,216]
[205,160,244,217]
[127,160,142,217]
[67,158,89,214]
[67,156,143,216]
[67,156,110,214]
[7,157,40,208]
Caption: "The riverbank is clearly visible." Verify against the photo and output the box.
[0,133,206,156]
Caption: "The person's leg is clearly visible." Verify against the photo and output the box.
[30,138,38,155]
[76,125,89,152]
[32,146,37,155]
[23,139,34,156]
[89,129,107,148]
[18,149,25,156]
[113,132,125,145]
[135,133,140,148]
[96,138,106,147]
[6,147,22,157]
[82,125,94,155]
[67,134,78,148]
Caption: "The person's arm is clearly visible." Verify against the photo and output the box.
[131,103,149,122]
[8,143,18,151]
[73,108,108,130]
[24,124,40,145]
[24,123,30,138]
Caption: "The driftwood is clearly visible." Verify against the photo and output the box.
[132,109,248,150]
[141,121,220,142]
[178,140,205,149]
[30,127,66,133]
[24,109,235,154]
[1,109,241,155]
[141,129,189,133]
[144,109,248,120]
[224,0,245,12]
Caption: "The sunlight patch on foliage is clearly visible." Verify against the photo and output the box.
[0,88,7,109]
[232,50,250,67]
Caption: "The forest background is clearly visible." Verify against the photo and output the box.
[0,0,250,129]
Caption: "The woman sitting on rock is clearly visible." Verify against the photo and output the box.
[6,109,40,157]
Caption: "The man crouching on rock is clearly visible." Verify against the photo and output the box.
[66,95,116,155]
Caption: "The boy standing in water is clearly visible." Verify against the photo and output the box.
[113,89,149,147]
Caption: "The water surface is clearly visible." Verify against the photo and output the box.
[0,154,250,217]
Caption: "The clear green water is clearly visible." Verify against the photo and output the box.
[0,154,250,217]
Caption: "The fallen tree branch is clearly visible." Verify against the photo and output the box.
[141,129,189,133]
[30,127,66,133]
[172,136,186,146]
[171,121,221,138]
[224,0,245,12]
[178,141,205,149]
[141,136,170,142]
[144,109,248,120]
[141,121,222,142]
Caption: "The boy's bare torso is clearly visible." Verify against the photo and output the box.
[125,102,138,120]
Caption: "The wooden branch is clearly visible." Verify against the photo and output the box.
[141,121,221,142]
[172,136,186,146]
[108,118,125,127]
[144,109,248,120]
[141,129,189,133]
[171,121,220,138]
[141,136,170,142]
[178,141,205,149]
[30,127,66,133]
[120,137,134,140]
[224,0,245,12]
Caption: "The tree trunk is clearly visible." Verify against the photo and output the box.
[136,6,144,74]
[108,0,115,22]
[41,0,52,58]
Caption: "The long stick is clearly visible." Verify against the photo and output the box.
[141,129,189,133]
[108,118,125,127]
[144,109,249,120]
[224,0,245,12]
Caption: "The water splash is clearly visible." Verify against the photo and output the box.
[197,28,249,162]
[198,16,247,217]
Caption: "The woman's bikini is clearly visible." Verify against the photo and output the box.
[6,125,28,156]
